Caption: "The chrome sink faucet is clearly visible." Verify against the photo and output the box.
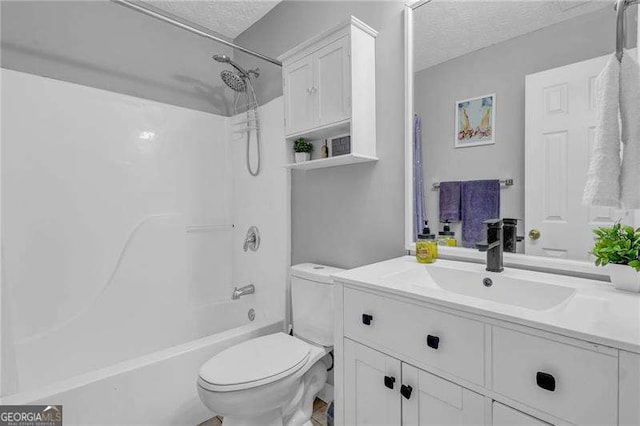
[476,219,504,273]
[232,284,255,300]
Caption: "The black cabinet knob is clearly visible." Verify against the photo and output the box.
[427,335,440,349]
[536,372,555,392]
[384,375,395,389]
[400,384,413,399]
[362,314,373,325]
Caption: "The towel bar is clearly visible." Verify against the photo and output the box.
[432,179,513,190]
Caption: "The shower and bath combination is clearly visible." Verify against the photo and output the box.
[213,54,262,176]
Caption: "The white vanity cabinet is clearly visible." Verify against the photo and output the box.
[493,403,550,426]
[343,338,485,426]
[402,363,486,425]
[343,339,401,425]
[279,17,378,169]
[335,283,639,426]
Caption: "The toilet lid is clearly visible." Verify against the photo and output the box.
[198,333,311,392]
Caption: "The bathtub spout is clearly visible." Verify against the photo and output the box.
[232,284,255,300]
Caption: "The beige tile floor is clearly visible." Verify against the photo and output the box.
[310,398,328,426]
[197,398,329,426]
[198,416,222,426]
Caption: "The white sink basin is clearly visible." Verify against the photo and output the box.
[387,265,576,311]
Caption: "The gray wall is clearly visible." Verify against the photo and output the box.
[235,1,407,268]
[415,6,635,241]
[0,0,281,116]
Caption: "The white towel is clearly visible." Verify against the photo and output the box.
[583,54,621,207]
[619,53,640,209]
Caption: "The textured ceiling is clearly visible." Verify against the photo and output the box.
[144,0,281,39]
[414,0,611,71]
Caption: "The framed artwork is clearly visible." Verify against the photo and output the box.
[455,93,495,148]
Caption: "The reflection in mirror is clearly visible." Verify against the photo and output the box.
[412,0,638,261]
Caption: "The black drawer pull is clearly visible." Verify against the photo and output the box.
[400,384,413,399]
[536,372,555,392]
[427,335,440,349]
[362,314,373,325]
[384,375,395,389]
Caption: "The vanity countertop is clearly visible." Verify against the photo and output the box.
[332,256,640,354]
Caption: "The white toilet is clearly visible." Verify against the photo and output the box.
[197,263,343,426]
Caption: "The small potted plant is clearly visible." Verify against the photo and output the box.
[294,138,313,163]
[592,223,640,292]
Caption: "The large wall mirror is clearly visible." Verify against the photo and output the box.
[406,0,639,265]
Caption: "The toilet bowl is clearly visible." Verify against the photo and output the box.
[197,263,344,426]
[197,333,329,426]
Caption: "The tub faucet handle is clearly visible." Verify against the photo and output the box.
[243,226,260,252]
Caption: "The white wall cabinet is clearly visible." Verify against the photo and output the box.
[336,285,638,426]
[283,37,350,137]
[279,17,378,170]
[283,56,314,136]
[314,36,350,128]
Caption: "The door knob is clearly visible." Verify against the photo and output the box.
[528,229,541,240]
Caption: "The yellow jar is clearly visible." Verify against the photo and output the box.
[437,222,457,247]
[437,235,457,247]
[416,235,438,264]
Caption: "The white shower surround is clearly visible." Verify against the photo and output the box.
[0,70,288,424]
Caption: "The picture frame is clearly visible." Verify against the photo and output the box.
[454,93,495,148]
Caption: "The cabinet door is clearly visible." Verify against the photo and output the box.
[402,363,485,426]
[493,402,550,426]
[344,338,401,426]
[620,351,640,426]
[314,36,350,127]
[283,55,314,135]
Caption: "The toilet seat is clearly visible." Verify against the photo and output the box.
[198,333,311,392]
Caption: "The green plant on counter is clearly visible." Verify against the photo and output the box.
[592,222,640,271]
[294,138,313,153]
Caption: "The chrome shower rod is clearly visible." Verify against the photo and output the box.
[110,0,282,67]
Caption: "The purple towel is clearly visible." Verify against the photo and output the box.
[461,180,500,248]
[439,181,461,222]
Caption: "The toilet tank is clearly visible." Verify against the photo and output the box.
[290,263,344,347]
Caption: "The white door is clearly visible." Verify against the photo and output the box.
[493,402,550,426]
[525,54,636,260]
[314,36,350,127]
[344,338,401,426]
[283,55,314,135]
[402,363,485,426]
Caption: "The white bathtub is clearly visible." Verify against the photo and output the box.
[1,316,284,426]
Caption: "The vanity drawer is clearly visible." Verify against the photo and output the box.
[492,327,618,425]
[343,287,485,385]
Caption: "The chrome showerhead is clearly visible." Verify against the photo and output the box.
[212,53,260,80]
[220,70,247,92]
